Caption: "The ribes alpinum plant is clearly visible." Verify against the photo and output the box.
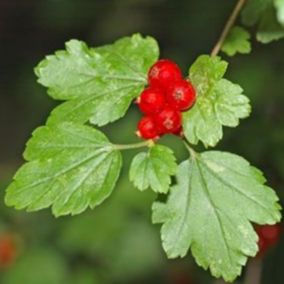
[5,0,284,282]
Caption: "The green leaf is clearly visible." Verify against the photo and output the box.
[257,6,284,43]
[221,26,251,56]
[274,0,284,26]
[35,34,159,126]
[152,151,281,282]
[129,145,177,194]
[5,122,122,217]
[189,55,228,96]
[184,55,251,147]
[242,0,284,43]
[241,0,271,26]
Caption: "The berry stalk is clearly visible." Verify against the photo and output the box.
[114,140,154,150]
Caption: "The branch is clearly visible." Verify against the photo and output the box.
[244,259,263,284]
[211,0,247,57]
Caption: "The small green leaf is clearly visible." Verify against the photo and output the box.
[152,151,281,282]
[221,26,251,56]
[241,0,271,26]
[274,0,284,26]
[189,55,228,96]
[35,34,159,126]
[242,0,284,43]
[129,145,177,194]
[184,55,251,147]
[5,122,122,217]
[257,6,284,43]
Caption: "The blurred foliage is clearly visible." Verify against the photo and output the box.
[0,0,284,283]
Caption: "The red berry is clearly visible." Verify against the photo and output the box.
[0,234,16,268]
[155,107,182,134]
[258,224,281,246]
[136,116,159,139]
[148,59,182,90]
[257,236,268,257]
[137,87,166,114]
[256,224,281,257]
[167,80,196,111]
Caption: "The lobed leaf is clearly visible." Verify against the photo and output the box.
[183,55,251,147]
[241,0,271,26]
[152,151,281,282]
[189,55,228,96]
[242,0,284,43]
[5,122,122,217]
[221,26,251,56]
[35,34,159,126]
[129,145,177,194]
[257,6,284,43]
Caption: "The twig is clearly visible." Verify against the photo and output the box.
[244,258,263,284]
[211,0,247,57]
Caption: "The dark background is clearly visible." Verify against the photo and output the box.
[0,0,283,283]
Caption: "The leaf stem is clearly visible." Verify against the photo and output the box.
[211,0,247,57]
[114,140,154,150]
[183,140,198,159]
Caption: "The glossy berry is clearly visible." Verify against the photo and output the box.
[260,224,281,243]
[155,106,182,134]
[137,87,166,114]
[136,116,159,139]
[148,59,182,90]
[256,224,281,257]
[167,80,196,111]
[257,237,267,257]
[0,234,16,268]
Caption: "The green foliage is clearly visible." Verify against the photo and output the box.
[242,0,271,26]
[242,0,284,43]
[103,220,163,281]
[58,205,127,256]
[152,151,281,282]
[3,249,67,284]
[257,6,284,43]
[274,0,284,25]
[57,179,161,283]
[5,122,122,217]
[221,26,251,56]
[35,34,158,126]
[129,145,177,193]
[70,269,101,284]
[183,55,251,147]
[4,28,283,283]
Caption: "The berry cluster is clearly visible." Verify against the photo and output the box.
[136,59,196,140]
[256,224,282,257]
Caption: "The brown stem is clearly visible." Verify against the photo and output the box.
[211,0,247,57]
[244,258,263,284]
